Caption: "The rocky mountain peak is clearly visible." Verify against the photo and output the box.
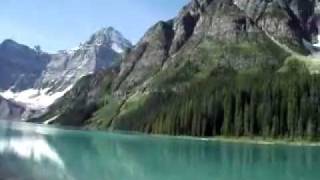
[35,27,132,93]
[86,27,132,53]
[0,39,33,53]
[1,39,19,46]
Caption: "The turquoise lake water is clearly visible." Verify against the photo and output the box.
[0,120,319,180]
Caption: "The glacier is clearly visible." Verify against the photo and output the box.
[0,86,72,110]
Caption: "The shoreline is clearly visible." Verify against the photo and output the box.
[147,133,320,147]
[174,136,320,147]
[2,120,320,147]
[210,137,320,147]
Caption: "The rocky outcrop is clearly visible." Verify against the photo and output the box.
[0,96,26,121]
[115,21,174,91]
[234,0,316,45]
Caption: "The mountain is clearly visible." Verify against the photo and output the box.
[0,27,132,120]
[34,27,132,93]
[33,0,320,140]
[0,40,50,91]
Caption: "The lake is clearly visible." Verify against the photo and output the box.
[0,120,319,180]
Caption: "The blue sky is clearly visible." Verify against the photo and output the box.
[0,0,188,52]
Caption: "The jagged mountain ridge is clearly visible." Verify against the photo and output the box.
[34,27,132,93]
[34,0,320,139]
[0,27,132,120]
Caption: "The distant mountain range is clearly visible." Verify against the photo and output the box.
[0,27,132,120]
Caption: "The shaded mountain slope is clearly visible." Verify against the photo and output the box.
[0,40,50,91]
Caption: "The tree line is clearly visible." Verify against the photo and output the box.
[115,65,320,141]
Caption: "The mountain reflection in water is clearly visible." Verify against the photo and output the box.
[0,121,320,180]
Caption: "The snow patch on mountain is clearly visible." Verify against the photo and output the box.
[0,86,72,110]
[314,35,320,47]
[112,43,124,53]
[43,115,59,125]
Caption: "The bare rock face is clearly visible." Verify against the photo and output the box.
[0,96,26,121]
[115,21,174,91]
[233,0,269,21]
[307,1,320,44]
[169,0,207,54]
[233,0,315,24]
[234,0,315,42]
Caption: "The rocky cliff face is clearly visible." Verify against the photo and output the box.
[115,21,174,91]
[0,96,26,121]
[235,0,314,39]
[35,0,320,131]
[115,0,315,93]
[0,40,49,91]
[0,27,131,120]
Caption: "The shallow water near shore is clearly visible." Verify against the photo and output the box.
[0,120,319,180]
